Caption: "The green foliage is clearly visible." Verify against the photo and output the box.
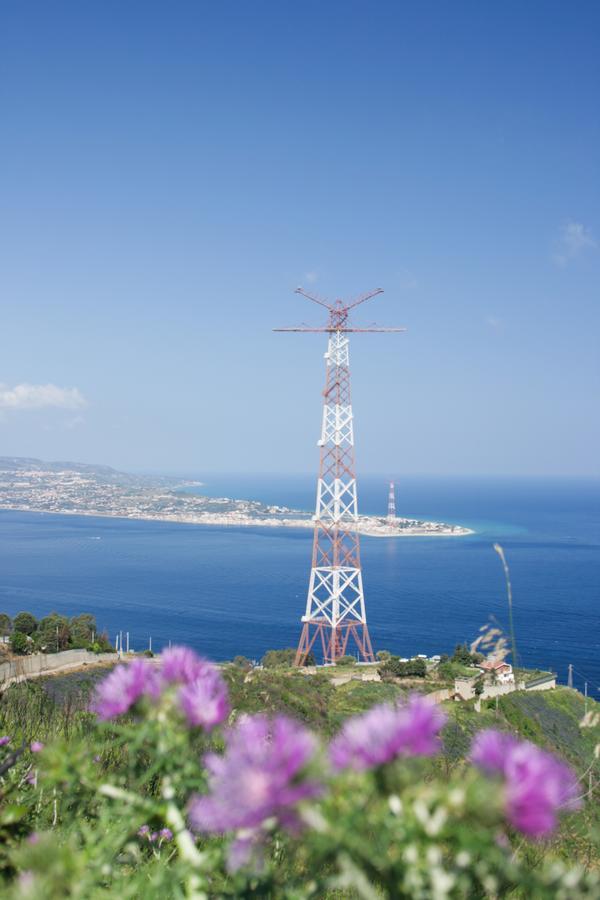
[261,648,297,668]
[437,659,477,681]
[473,676,485,697]
[9,632,28,655]
[69,613,96,647]
[335,655,356,667]
[0,672,597,897]
[376,649,391,661]
[35,613,71,652]
[379,656,427,679]
[232,655,252,671]
[452,643,483,666]
[0,613,12,636]
[12,612,37,636]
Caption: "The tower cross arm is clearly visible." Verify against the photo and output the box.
[273,326,406,333]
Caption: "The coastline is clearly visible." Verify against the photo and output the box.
[0,504,474,538]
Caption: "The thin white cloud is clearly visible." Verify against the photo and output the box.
[0,383,87,411]
[304,271,318,284]
[553,221,597,266]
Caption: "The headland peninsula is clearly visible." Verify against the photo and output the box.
[0,457,473,538]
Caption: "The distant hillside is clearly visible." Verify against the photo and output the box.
[0,456,186,488]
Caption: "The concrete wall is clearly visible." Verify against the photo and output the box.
[0,649,116,690]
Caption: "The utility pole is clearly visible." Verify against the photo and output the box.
[149,636,152,654]
[568,663,573,688]
[126,632,130,654]
[585,681,588,714]
[276,287,405,665]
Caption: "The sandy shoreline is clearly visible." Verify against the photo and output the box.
[0,504,474,538]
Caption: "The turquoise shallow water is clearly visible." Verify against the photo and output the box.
[0,475,598,692]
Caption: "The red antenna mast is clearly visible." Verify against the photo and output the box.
[275,288,405,665]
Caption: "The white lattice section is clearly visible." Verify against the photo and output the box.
[319,403,353,447]
[324,332,349,367]
[303,566,366,626]
[315,477,358,522]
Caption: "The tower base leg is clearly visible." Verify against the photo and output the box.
[294,620,375,666]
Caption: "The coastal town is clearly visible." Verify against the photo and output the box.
[0,457,472,538]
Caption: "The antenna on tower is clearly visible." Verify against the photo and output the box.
[275,288,405,665]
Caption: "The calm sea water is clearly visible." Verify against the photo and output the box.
[0,475,598,693]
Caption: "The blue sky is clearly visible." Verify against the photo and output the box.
[1,1,598,476]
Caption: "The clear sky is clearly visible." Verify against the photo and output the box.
[1,1,598,477]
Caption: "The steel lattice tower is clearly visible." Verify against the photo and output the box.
[387,481,396,520]
[275,288,405,665]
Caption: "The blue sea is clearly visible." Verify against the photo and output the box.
[0,475,598,693]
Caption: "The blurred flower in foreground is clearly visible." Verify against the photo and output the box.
[92,659,161,720]
[160,645,230,729]
[471,729,580,838]
[30,742,44,753]
[161,645,206,684]
[330,695,447,771]
[189,714,322,869]
[179,666,230,730]
[0,735,10,747]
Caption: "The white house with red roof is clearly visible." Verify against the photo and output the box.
[477,658,514,684]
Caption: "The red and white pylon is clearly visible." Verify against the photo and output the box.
[387,481,396,520]
[275,288,405,665]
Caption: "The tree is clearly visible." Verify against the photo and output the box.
[336,655,356,667]
[70,613,96,647]
[0,613,12,636]
[261,649,297,669]
[452,644,473,666]
[13,612,38,636]
[10,631,28,655]
[473,676,485,698]
[37,613,71,652]
[376,650,391,661]
[379,656,427,679]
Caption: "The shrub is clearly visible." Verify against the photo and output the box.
[233,655,252,671]
[0,613,12,636]
[379,656,427,679]
[10,631,29,655]
[336,655,356,667]
[261,648,296,668]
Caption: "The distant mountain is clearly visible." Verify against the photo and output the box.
[0,456,187,488]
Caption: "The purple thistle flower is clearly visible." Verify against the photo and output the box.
[26,833,40,845]
[471,729,581,838]
[159,827,173,842]
[30,741,44,753]
[471,729,520,774]
[26,771,37,787]
[189,714,321,836]
[137,825,150,838]
[330,695,447,772]
[150,832,159,843]
[92,659,161,720]
[178,666,230,731]
[161,645,207,684]
[0,736,10,747]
